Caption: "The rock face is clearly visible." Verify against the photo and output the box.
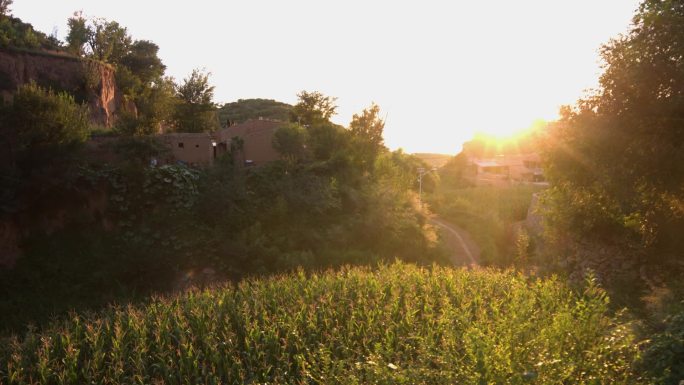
[0,48,121,127]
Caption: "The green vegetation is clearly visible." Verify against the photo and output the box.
[429,185,540,265]
[542,0,684,276]
[63,12,221,136]
[539,5,684,382]
[0,83,89,216]
[172,68,218,133]
[0,17,61,51]
[2,1,683,381]
[0,262,643,384]
[218,98,292,125]
[0,90,443,333]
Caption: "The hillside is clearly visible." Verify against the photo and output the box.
[218,98,292,125]
[412,153,453,168]
[0,262,642,384]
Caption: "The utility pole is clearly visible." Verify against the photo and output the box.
[417,167,437,207]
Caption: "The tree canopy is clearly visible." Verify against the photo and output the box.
[172,69,218,133]
[290,90,337,126]
[543,0,684,267]
[0,0,12,17]
[349,103,387,171]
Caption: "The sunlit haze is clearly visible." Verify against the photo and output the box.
[13,1,640,154]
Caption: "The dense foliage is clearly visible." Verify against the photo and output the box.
[429,185,540,265]
[640,304,684,385]
[0,91,444,333]
[172,69,218,133]
[542,0,684,275]
[218,98,292,125]
[0,16,61,51]
[0,83,89,216]
[0,263,644,385]
[536,2,684,382]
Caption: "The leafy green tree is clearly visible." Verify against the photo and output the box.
[86,18,131,63]
[0,83,89,218]
[66,11,88,55]
[273,123,309,162]
[120,40,166,85]
[1,83,89,173]
[176,68,214,105]
[290,90,337,126]
[543,0,684,272]
[0,16,60,50]
[349,103,387,171]
[0,0,12,17]
[173,69,218,132]
[135,77,177,133]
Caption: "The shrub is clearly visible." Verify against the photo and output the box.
[640,304,684,385]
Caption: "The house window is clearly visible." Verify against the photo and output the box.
[178,142,184,148]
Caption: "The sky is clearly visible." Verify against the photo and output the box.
[13,1,641,154]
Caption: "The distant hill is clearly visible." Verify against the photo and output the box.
[412,153,453,168]
[217,98,292,126]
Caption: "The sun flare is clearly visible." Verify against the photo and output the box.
[473,119,548,143]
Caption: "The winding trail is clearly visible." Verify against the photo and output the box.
[430,216,480,266]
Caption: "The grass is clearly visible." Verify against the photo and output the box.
[0,262,643,384]
[429,185,543,264]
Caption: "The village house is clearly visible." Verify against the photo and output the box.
[160,118,285,167]
[214,119,283,166]
[158,132,216,166]
[466,153,546,186]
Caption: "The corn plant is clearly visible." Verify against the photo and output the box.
[0,262,644,384]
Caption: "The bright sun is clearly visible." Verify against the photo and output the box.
[474,119,548,141]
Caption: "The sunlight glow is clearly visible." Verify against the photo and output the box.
[11,0,641,154]
[474,119,548,143]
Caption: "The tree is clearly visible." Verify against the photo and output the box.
[120,40,166,85]
[0,0,12,17]
[290,90,337,126]
[543,0,684,270]
[273,123,309,162]
[173,69,218,132]
[66,11,88,56]
[86,18,131,63]
[349,103,387,170]
[350,103,385,149]
[0,83,89,176]
[176,68,214,105]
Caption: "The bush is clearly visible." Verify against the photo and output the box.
[640,304,684,385]
[0,82,89,218]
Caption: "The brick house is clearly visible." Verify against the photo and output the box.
[159,132,215,166]
[214,119,284,166]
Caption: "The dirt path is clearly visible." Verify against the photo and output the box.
[430,217,480,266]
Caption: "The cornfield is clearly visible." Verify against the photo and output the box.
[0,262,643,384]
